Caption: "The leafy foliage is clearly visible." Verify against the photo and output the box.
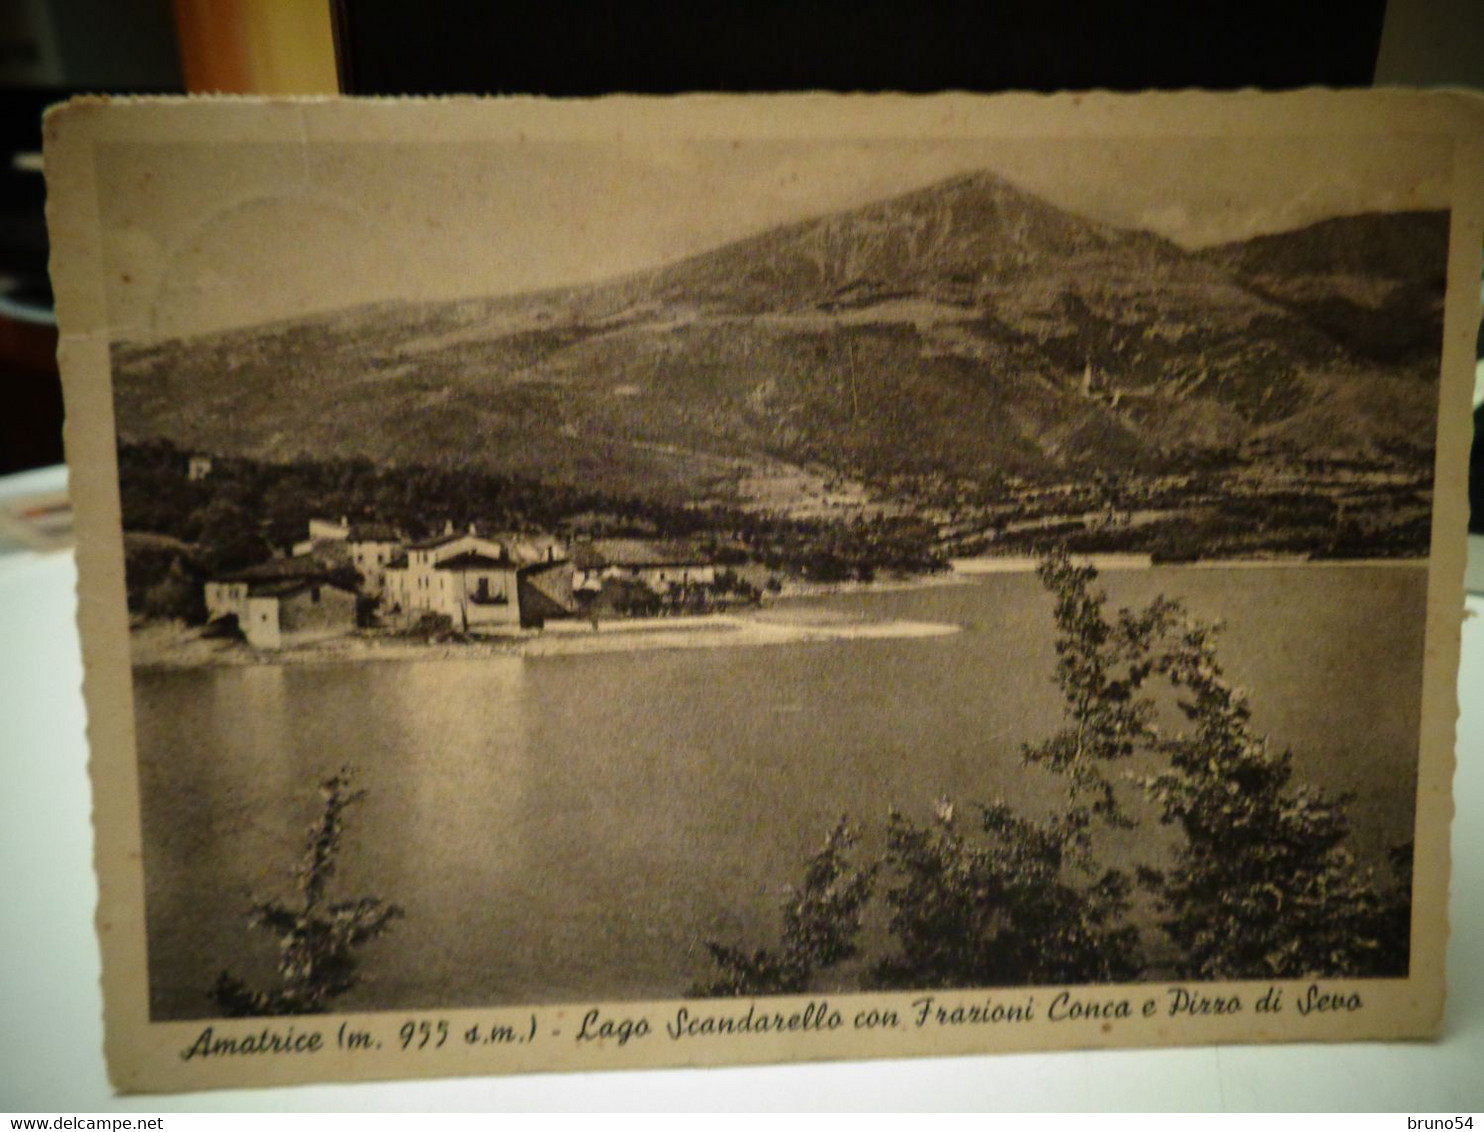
[696,550,1411,992]
[211,770,403,1016]
[191,497,270,577]
[141,557,207,624]
[1022,550,1181,835]
[1141,618,1410,979]
[1019,550,1410,980]
[871,801,1140,989]
[693,818,875,996]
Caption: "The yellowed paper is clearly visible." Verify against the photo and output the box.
[45,92,1480,1094]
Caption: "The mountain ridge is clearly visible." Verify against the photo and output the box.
[112,171,1447,506]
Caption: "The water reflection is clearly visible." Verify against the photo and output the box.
[135,567,1428,1017]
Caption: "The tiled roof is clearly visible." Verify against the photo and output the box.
[246,579,356,600]
[572,538,709,569]
[348,523,401,543]
[218,557,330,583]
[406,532,464,551]
[432,551,512,571]
[517,558,569,577]
[490,532,567,565]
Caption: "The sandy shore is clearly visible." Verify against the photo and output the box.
[524,610,959,657]
[771,572,971,599]
[130,608,961,669]
[127,621,528,668]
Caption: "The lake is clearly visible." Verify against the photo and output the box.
[134,564,1427,1019]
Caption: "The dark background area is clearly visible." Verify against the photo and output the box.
[331,1,1389,96]
[1,0,184,475]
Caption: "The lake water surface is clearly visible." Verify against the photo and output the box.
[135,565,1427,1018]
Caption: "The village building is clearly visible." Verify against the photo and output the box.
[572,538,716,595]
[186,454,213,481]
[491,531,566,567]
[204,556,325,623]
[430,549,521,630]
[383,528,502,615]
[210,519,577,643]
[516,558,578,628]
[242,580,358,650]
[291,516,354,560]
[345,522,404,596]
[203,557,358,649]
[382,524,576,631]
[203,577,250,624]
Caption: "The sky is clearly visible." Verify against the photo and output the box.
[94,131,1454,342]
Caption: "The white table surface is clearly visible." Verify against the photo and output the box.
[1,467,1480,1112]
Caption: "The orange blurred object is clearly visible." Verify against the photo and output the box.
[173,0,338,94]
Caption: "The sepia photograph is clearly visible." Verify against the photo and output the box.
[44,93,1478,1090]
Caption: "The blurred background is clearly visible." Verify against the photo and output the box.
[0,0,1480,571]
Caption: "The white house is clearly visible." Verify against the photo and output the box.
[292,516,353,559]
[346,523,404,596]
[430,550,521,630]
[494,532,566,566]
[382,526,576,631]
[383,530,517,626]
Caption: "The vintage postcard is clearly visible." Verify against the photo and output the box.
[45,92,1480,1093]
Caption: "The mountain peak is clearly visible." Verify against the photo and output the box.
[644,168,1173,313]
[913,167,1050,201]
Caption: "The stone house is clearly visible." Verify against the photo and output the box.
[242,580,358,650]
[203,557,357,649]
[204,556,331,623]
[516,558,578,627]
[572,538,716,596]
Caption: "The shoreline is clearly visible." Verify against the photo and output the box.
[128,555,1428,670]
[130,608,963,670]
[759,551,1429,600]
[947,553,1428,574]
[523,611,959,658]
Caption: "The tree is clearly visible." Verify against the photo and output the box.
[871,801,1140,989]
[211,770,403,1016]
[141,557,207,624]
[1019,550,1409,981]
[694,552,1409,992]
[1022,550,1181,839]
[261,479,312,550]
[192,498,270,576]
[1140,618,1409,979]
[693,818,875,996]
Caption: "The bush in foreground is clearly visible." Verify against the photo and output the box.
[212,769,403,1016]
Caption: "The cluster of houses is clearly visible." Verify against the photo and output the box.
[202,516,720,650]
